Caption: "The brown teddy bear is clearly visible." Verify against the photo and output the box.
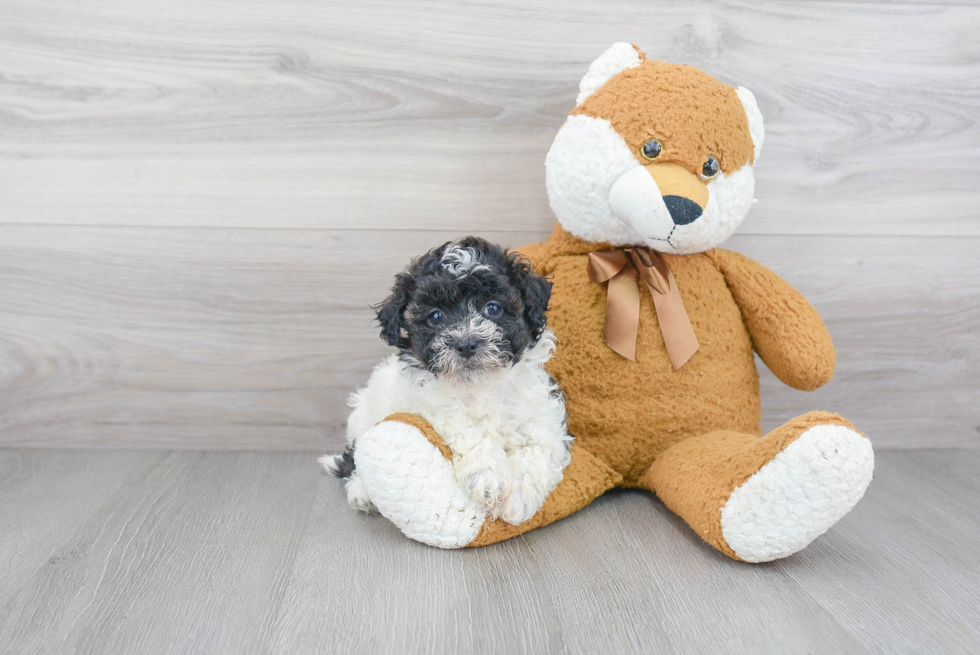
[347,43,874,562]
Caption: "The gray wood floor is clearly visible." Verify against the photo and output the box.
[1,448,977,654]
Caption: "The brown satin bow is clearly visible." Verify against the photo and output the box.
[587,247,699,369]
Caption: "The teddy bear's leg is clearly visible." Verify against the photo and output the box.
[642,411,874,562]
[352,413,489,549]
[466,441,623,547]
[355,412,622,548]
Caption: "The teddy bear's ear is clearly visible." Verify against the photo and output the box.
[576,42,644,106]
[736,86,765,162]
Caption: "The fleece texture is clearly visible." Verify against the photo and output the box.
[573,58,755,176]
[520,226,836,482]
[479,225,855,556]
[354,419,486,548]
[575,41,643,106]
[644,411,861,560]
[385,412,454,459]
[720,422,874,562]
[523,225,779,482]
[705,248,835,391]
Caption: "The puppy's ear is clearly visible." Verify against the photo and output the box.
[375,272,414,349]
[509,254,552,339]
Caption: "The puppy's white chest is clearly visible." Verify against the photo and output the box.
[421,385,524,449]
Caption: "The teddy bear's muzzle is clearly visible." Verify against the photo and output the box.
[609,163,709,237]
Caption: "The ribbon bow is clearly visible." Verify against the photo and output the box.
[587,247,699,370]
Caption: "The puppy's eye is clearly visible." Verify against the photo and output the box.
[427,310,444,326]
[641,139,662,161]
[483,302,503,319]
[701,155,720,181]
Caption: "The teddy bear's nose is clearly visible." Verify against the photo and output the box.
[663,195,704,225]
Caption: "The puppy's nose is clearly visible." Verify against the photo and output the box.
[455,338,479,359]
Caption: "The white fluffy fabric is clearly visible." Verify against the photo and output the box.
[354,420,488,548]
[736,86,765,162]
[720,425,875,563]
[546,114,644,246]
[343,331,571,528]
[576,42,643,106]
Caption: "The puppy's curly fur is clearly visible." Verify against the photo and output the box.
[321,237,572,526]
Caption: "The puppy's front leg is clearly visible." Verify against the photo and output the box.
[452,429,513,515]
[499,444,568,526]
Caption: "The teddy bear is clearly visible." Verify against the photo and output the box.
[349,43,874,562]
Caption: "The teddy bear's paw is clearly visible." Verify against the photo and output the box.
[498,474,544,526]
[720,424,874,563]
[353,420,487,549]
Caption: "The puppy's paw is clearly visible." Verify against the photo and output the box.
[499,474,546,526]
[464,467,512,512]
[344,472,378,515]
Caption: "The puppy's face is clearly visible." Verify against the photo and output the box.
[376,238,551,386]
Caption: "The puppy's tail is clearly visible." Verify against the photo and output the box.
[318,446,355,478]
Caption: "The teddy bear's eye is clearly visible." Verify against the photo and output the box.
[701,156,720,180]
[641,139,662,161]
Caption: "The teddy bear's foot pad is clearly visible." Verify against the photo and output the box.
[720,424,874,562]
[354,420,487,549]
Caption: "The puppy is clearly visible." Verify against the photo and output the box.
[320,237,572,526]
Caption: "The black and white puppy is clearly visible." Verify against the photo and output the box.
[321,237,572,526]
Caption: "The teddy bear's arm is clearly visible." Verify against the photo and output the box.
[706,248,835,391]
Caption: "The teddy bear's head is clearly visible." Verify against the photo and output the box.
[545,43,764,255]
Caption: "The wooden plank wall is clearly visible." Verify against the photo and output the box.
[1,0,978,449]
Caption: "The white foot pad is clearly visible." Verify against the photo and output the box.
[721,424,874,563]
[354,421,487,549]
